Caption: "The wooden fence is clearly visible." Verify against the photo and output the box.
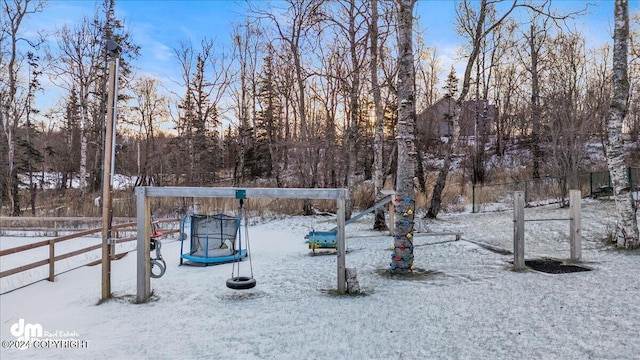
[0,217,179,292]
[0,216,139,236]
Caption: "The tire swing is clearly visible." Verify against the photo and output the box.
[226,193,256,290]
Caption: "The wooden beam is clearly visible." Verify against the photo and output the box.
[0,239,51,256]
[337,197,346,294]
[141,186,347,200]
[569,190,582,262]
[513,191,525,271]
[136,187,151,303]
[0,259,49,278]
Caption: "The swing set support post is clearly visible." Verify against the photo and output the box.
[512,189,582,275]
[135,187,349,303]
[336,197,346,293]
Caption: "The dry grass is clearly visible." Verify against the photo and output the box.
[8,166,580,219]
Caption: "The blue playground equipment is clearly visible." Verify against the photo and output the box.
[306,193,394,253]
[180,210,247,265]
[180,192,256,290]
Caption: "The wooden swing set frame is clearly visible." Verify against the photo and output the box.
[135,186,348,303]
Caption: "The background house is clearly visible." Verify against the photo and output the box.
[416,97,498,145]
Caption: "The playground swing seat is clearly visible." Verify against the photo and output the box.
[306,230,339,254]
[179,212,247,265]
[305,191,396,254]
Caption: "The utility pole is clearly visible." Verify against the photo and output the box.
[101,39,122,301]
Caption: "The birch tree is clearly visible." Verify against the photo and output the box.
[51,18,103,194]
[371,0,387,230]
[129,76,167,186]
[390,0,417,274]
[605,0,639,249]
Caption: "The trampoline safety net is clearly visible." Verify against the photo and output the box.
[190,214,239,257]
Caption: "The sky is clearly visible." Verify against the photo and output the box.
[18,0,636,119]
[2,197,640,358]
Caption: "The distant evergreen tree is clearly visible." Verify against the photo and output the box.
[252,44,283,178]
[18,52,44,214]
[443,66,459,98]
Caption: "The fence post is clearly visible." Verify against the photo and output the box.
[569,190,582,262]
[513,191,525,271]
[472,183,476,213]
[48,239,55,282]
[337,196,346,294]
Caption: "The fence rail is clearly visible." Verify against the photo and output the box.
[0,218,179,293]
[0,216,139,236]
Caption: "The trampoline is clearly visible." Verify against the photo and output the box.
[180,212,247,265]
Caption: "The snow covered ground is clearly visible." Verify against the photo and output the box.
[1,199,639,359]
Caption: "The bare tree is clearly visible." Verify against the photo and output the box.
[544,31,593,204]
[371,0,387,230]
[49,15,103,195]
[426,0,584,218]
[326,0,370,219]
[605,0,639,249]
[428,0,503,218]
[173,39,232,186]
[230,20,262,184]
[251,0,324,214]
[0,0,45,216]
[129,76,167,186]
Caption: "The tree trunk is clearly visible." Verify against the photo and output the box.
[530,24,543,179]
[427,153,450,219]
[371,0,386,230]
[606,0,639,249]
[391,0,417,274]
[345,0,360,221]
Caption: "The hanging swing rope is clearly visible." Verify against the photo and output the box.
[226,195,256,290]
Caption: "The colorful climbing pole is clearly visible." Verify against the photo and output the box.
[390,196,415,273]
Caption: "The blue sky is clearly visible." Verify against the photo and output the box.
[22,0,637,113]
